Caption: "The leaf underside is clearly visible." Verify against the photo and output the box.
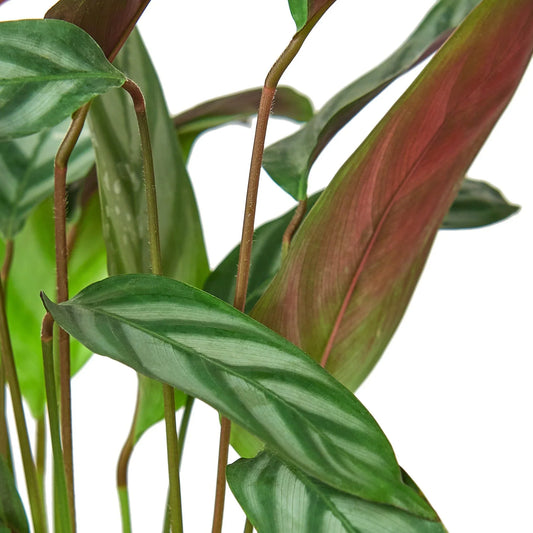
[251,0,533,395]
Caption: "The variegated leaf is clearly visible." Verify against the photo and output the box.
[0,19,125,140]
[228,451,445,533]
[0,118,93,239]
[42,274,436,519]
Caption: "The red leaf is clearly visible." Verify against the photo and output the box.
[251,0,533,391]
[45,0,151,61]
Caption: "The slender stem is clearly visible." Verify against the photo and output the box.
[243,518,254,533]
[0,278,47,532]
[116,389,138,533]
[281,199,307,260]
[211,6,334,531]
[42,313,72,533]
[122,79,183,533]
[55,103,91,532]
[35,414,46,513]
[163,396,195,533]
[0,239,14,471]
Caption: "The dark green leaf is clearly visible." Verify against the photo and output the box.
[0,19,125,140]
[89,29,209,442]
[173,86,313,160]
[442,178,519,229]
[204,193,320,313]
[43,274,436,519]
[46,0,151,61]
[265,0,482,199]
[252,0,533,394]
[228,451,444,533]
[0,456,29,533]
[2,192,106,418]
[0,119,93,239]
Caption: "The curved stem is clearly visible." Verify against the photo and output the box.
[211,6,334,531]
[54,103,91,532]
[0,276,47,532]
[122,79,182,533]
[281,199,307,260]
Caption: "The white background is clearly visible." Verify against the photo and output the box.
[2,1,532,531]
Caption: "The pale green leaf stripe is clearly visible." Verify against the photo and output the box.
[0,118,93,239]
[42,274,434,519]
[0,19,125,140]
[228,452,445,533]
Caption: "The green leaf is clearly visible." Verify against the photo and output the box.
[2,192,107,418]
[251,0,533,393]
[288,0,335,30]
[204,192,321,313]
[265,0,482,199]
[228,451,444,533]
[442,178,519,229]
[46,0,151,61]
[0,118,93,240]
[89,29,209,442]
[173,86,313,160]
[0,456,29,533]
[0,19,126,140]
[42,274,436,519]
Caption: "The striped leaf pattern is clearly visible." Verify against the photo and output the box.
[42,274,436,519]
[0,118,93,239]
[0,19,125,140]
[265,0,482,199]
[228,452,445,533]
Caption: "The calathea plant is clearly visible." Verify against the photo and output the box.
[0,0,531,532]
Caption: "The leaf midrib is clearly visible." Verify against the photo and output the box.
[67,297,400,495]
[0,71,122,86]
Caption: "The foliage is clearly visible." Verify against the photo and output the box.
[0,0,531,532]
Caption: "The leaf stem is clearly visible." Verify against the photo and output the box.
[0,270,47,533]
[243,518,254,533]
[35,414,46,511]
[163,396,195,533]
[55,103,91,532]
[0,239,14,472]
[212,6,334,531]
[281,199,307,260]
[42,313,73,533]
[122,78,182,533]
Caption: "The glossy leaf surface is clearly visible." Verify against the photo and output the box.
[266,0,481,199]
[173,86,313,160]
[0,19,125,140]
[1,194,106,417]
[442,178,519,229]
[252,0,533,392]
[0,447,29,533]
[228,451,444,533]
[46,0,151,61]
[0,119,93,239]
[89,30,208,442]
[288,0,336,30]
[43,274,435,519]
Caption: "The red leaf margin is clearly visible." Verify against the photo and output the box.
[251,0,533,392]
